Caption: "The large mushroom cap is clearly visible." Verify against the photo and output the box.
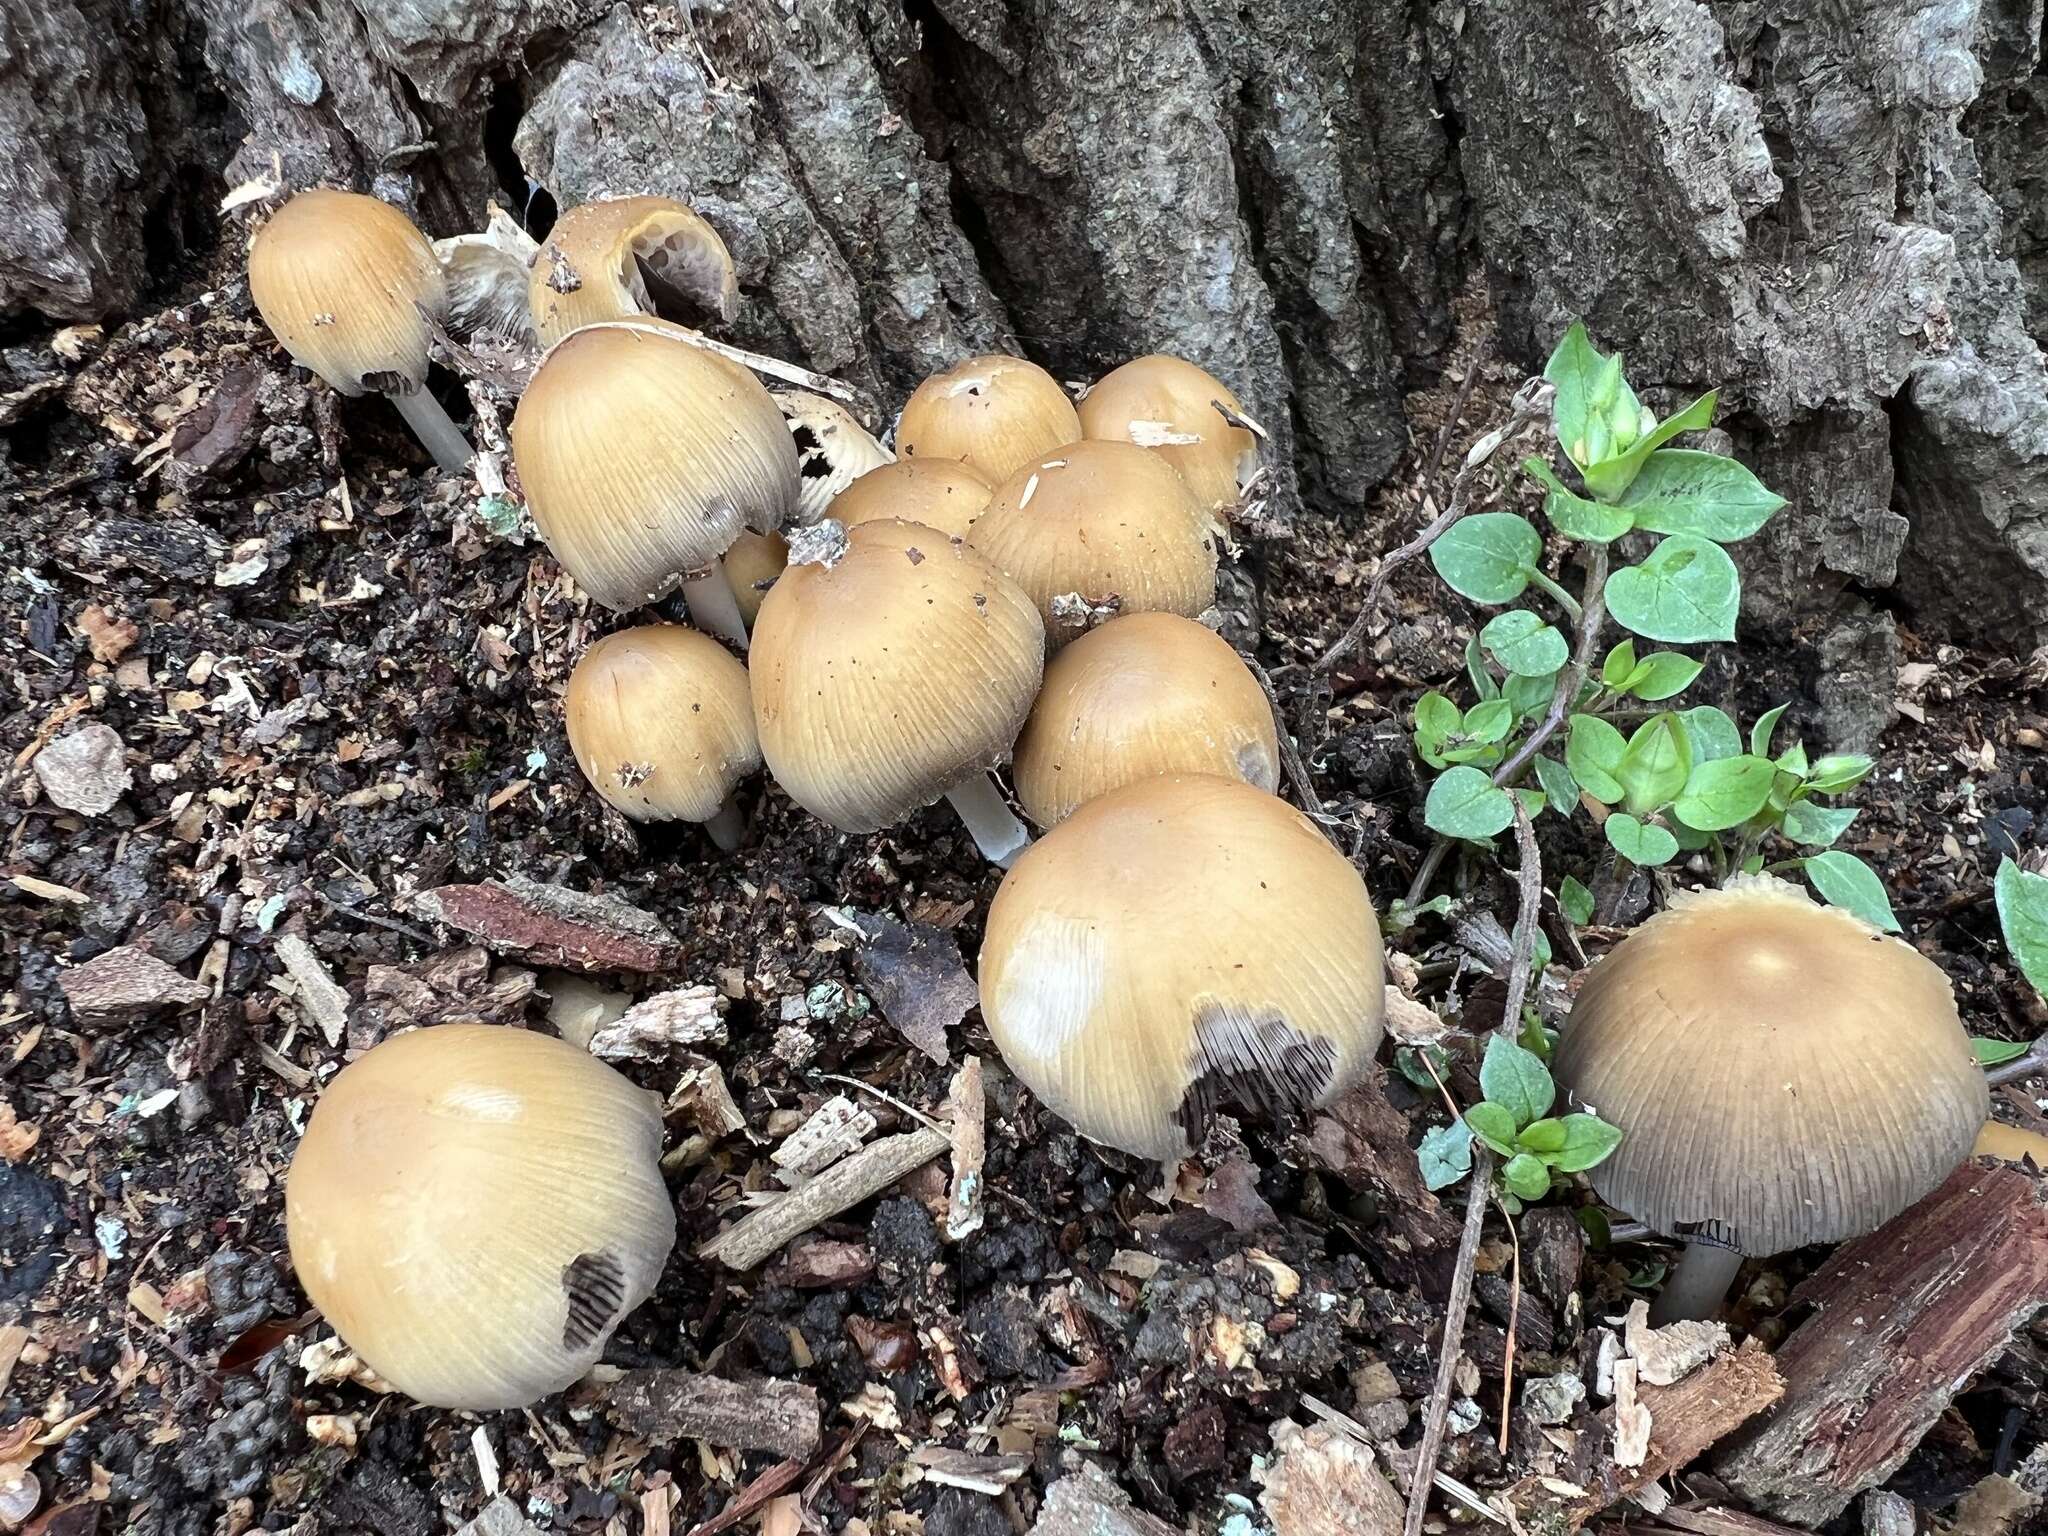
[980,773,1386,1159]
[830,458,994,540]
[511,319,798,610]
[1552,876,1988,1256]
[777,391,893,522]
[1078,353,1259,515]
[565,624,760,824]
[896,355,1081,484]
[248,188,448,397]
[285,1024,676,1411]
[967,439,1218,639]
[750,519,1044,833]
[1012,612,1279,827]
[531,195,739,346]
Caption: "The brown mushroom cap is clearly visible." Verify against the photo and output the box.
[564,625,760,824]
[1078,353,1259,514]
[1973,1120,2048,1166]
[979,774,1386,1159]
[1553,876,1988,1256]
[967,439,1219,637]
[896,355,1082,484]
[248,188,447,397]
[829,458,994,540]
[531,195,740,346]
[777,391,894,522]
[285,1024,675,1411]
[750,519,1044,832]
[724,530,789,626]
[1012,613,1279,827]
[510,319,797,610]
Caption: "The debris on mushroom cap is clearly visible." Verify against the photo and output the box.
[529,195,740,346]
[564,625,761,825]
[775,391,893,522]
[895,354,1082,484]
[433,204,541,344]
[285,1023,676,1411]
[1078,353,1261,515]
[509,318,798,610]
[829,457,994,541]
[247,187,449,397]
[1552,874,1988,1257]
[724,530,790,626]
[967,439,1219,639]
[979,773,1387,1159]
[1012,612,1279,827]
[749,518,1045,833]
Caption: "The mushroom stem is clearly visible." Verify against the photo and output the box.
[942,773,1032,868]
[1650,1239,1745,1324]
[704,797,746,852]
[679,560,751,650]
[389,385,475,474]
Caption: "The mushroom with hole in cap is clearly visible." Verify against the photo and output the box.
[896,355,1081,484]
[530,195,739,347]
[565,624,761,849]
[248,187,473,473]
[979,773,1386,1159]
[1078,353,1260,516]
[749,518,1044,866]
[968,439,1218,641]
[829,457,994,540]
[778,391,893,522]
[1012,612,1279,828]
[284,1023,676,1411]
[1552,875,1988,1323]
[510,318,797,645]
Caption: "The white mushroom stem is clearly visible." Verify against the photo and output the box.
[679,560,750,650]
[389,386,475,474]
[703,797,746,852]
[943,773,1032,868]
[1650,1239,1746,1325]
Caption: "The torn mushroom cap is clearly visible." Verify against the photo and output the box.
[750,518,1044,832]
[895,354,1082,485]
[967,439,1219,639]
[829,458,994,541]
[1012,612,1279,828]
[247,187,447,397]
[724,530,789,627]
[980,773,1386,1160]
[1078,353,1259,515]
[1553,875,1988,1257]
[433,203,541,344]
[564,624,760,824]
[530,195,740,347]
[285,1023,675,1411]
[510,318,798,610]
[777,391,894,522]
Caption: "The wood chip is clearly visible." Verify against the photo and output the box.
[589,985,726,1061]
[1028,1461,1178,1535]
[59,946,209,1025]
[700,1127,948,1270]
[1256,1419,1404,1536]
[604,1369,821,1461]
[1611,1359,1651,1468]
[909,1446,1028,1495]
[7,875,88,906]
[30,722,129,815]
[409,876,681,973]
[274,934,351,1047]
[770,1097,875,1181]
[945,1057,985,1240]
[456,1495,547,1536]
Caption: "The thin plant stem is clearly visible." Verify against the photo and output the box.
[1496,1194,1523,1456]
[1248,657,1329,822]
[1525,566,1582,622]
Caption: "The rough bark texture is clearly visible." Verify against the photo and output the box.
[5,0,2047,671]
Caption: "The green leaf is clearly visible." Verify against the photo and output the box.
[1425,766,1515,840]
[1776,740,1810,778]
[1480,1034,1554,1129]
[1582,392,1720,502]
[1501,1152,1552,1201]
[1414,691,1459,768]
[1806,754,1875,794]
[1504,669,1559,721]
[1750,703,1790,759]
[1431,514,1544,605]
[1804,850,1901,932]
[1601,640,1639,689]
[1629,653,1704,702]
[1517,1117,1568,1156]
[1517,787,1548,820]
[1606,534,1742,643]
[1461,698,1515,746]
[1576,1207,1612,1248]
[1741,853,1766,875]
[1566,715,1627,805]
[1544,323,1610,472]
[1465,634,1500,702]
[1418,1121,1474,1191]
[1482,610,1569,677]
[1396,1043,1453,1091]
[1524,456,1634,542]
[1559,874,1594,925]
[1518,1012,1556,1060]
[1973,1036,2030,1067]
[1672,754,1776,832]
[1464,1101,1520,1157]
[1783,801,1858,848]
[1534,755,1579,818]
[1996,857,2048,996]
[1551,1113,1625,1173]
[1619,448,1785,543]
[1606,813,1680,867]
[1618,712,1692,815]
[1682,706,1743,763]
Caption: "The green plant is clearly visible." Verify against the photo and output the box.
[1416,1034,1622,1211]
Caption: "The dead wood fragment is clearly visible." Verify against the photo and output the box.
[456,1495,547,1536]
[273,935,351,1047]
[946,1057,986,1240]
[1256,1419,1404,1536]
[1715,1161,2048,1526]
[407,876,680,973]
[772,1238,874,1289]
[1028,1460,1179,1535]
[59,946,209,1024]
[910,1445,1029,1494]
[700,1127,949,1270]
[1654,1506,1811,1536]
[842,909,976,1064]
[1307,1071,1462,1295]
[604,1369,820,1460]
[588,985,727,1061]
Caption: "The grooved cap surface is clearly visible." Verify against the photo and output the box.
[830,458,994,540]
[1078,353,1259,514]
[896,355,1081,484]
[530,196,738,345]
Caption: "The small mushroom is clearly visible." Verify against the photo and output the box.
[895,354,1081,484]
[829,457,994,540]
[247,187,472,472]
[979,773,1386,1159]
[1973,1120,2048,1166]
[724,530,790,627]
[967,439,1218,640]
[564,624,761,848]
[285,1024,676,1410]
[750,518,1044,866]
[510,318,797,644]
[776,391,893,521]
[529,195,740,346]
[1012,612,1279,827]
[1553,875,1988,1323]
[432,203,541,343]
[1078,353,1260,515]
